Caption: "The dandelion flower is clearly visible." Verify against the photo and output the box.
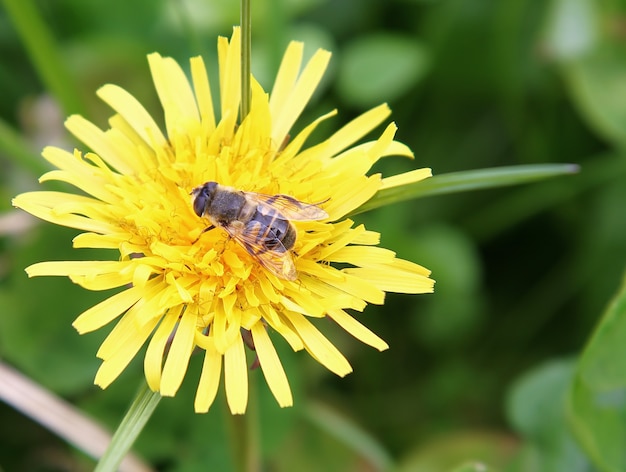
[13,28,434,414]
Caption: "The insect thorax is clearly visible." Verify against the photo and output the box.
[209,191,249,224]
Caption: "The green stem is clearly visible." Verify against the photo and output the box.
[240,0,252,120]
[94,382,161,472]
[2,0,85,115]
[227,375,260,472]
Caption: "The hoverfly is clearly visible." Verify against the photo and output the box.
[191,181,328,280]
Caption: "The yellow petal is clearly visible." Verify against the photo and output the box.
[331,122,401,171]
[161,307,198,396]
[391,258,432,276]
[321,104,391,159]
[234,79,272,157]
[243,283,260,307]
[97,303,149,360]
[70,271,133,291]
[13,191,117,234]
[280,295,322,318]
[351,138,414,161]
[251,322,293,407]
[132,263,156,289]
[344,265,435,294]
[324,246,396,266]
[94,314,160,388]
[104,115,158,173]
[269,41,303,119]
[301,276,367,312]
[273,109,337,165]
[212,298,232,354]
[380,168,432,189]
[323,270,386,305]
[262,305,304,351]
[26,260,127,277]
[351,228,381,245]
[271,48,331,147]
[190,56,216,132]
[65,116,138,177]
[285,312,352,377]
[127,281,179,328]
[97,83,167,150]
[72,232,127,249]
[195,337,222,413]
[15,188,104,214]
[224,335,248,414]
[37,146,118,201]
[327,309,388,351]
[144,311,179,391]
[218,27,241,120]
[323,175,381,220]
[148,53,200,137]
[72,285,144,334]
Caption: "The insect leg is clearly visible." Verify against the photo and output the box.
[192,224,216,244]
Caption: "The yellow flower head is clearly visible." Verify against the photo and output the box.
[13,28,434,414]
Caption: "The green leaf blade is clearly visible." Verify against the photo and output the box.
[355,164,579,215]
[568,272,626,472]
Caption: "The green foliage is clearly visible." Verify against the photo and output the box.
[506,359,589,471]
[336,33,430,107]
[0,225,109,394]
[1,0,625,470]
[546,0,626,147]
[568,273,626,472]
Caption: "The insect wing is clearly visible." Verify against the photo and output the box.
[225,219,297,280]
[246,192,328,221]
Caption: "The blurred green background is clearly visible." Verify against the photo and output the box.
[1,0,625,471]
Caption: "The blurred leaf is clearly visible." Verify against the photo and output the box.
[506,359,589,472]
[255,23,336,93]
[0,362,152,472]
[568,271,626,472]
[509,360,566,432]
[2,0,85,115]
[449,462,490,472]
[546,0,626,147]
[405,224,484,348]
[397,431,516,472]
[355,164,579,215]
[336,33,429,107]
[303,401,393,471]
[0,118,48,175]
[271,403,370,472]
[464,153,626,241]
[565,48,626,149]
[544,0,598,59]
[0,224,108,394]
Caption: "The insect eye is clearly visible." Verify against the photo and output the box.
[192,182,218,217]
[193,188,209,216]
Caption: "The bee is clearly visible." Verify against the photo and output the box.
[191,181,328,281]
